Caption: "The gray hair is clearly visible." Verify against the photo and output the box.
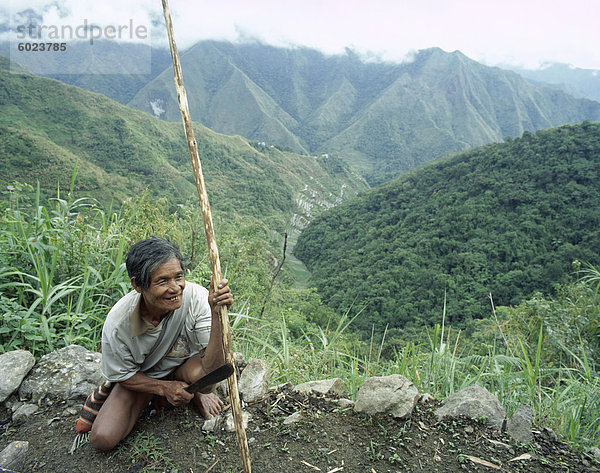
[125,237,185,290]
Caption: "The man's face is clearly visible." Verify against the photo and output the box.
[135,257,186,316]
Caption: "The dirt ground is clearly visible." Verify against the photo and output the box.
[1,384,599,473]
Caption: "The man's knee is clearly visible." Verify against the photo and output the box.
[88,384,151,451]
[176,354,205,383]
[89,428,120,451]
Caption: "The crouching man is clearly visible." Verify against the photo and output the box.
[90,236,233,450]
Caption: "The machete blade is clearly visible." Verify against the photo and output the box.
[185,362,234,393]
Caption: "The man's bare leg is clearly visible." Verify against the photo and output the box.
[89,384,153,451]
[174,354,224,418]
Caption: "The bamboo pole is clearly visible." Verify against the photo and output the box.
[160,1,251,471]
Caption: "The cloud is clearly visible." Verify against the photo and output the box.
[3,0,600,70]
[4,0,156,44]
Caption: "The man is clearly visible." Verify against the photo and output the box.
[89,236,233,451]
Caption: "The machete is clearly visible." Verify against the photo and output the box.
[185,363,234,393]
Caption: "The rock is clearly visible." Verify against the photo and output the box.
[233,352,248,372]
[224,411,251,432]
[12,404,39,425]
[238,358,270,403]
[434,385,506,431]
[507,405,533,444]
[0,441,28,472]
[541,427,558,442]
[419,393,435,404]
[202,415,222,432]
[293,378,345,397]
[590,447,600,462]
[334,398,355,409]
[283,411,303,425]
[0,351,35,403]
[19,345,103,402]
[6,400,23,413]
[354,375,419,419]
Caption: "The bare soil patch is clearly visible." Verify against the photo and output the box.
[2,385,599,473]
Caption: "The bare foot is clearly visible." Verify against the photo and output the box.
[194,392,223,418]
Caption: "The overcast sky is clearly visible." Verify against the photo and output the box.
[4,0,600,70]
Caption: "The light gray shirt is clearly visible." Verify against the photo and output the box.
[101,281,212,382]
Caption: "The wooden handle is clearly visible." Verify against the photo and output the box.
[160,1,252,471]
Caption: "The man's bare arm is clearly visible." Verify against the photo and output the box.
[119,372,193,406]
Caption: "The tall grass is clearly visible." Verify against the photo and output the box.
[232,268,600,452]
[0,183,132,355]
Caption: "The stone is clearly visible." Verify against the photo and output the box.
[541,427,558,442]
[0,350,35,403]
[0,441,28,472]
[238,358,270,403]
[435,385,506,431]
[6,401,23,413]
[233,352,248,372]
[293,378,345,397]
[224,411,251,432]
[507,405,533,444]
[354,375,419,419]
[419,393,435,404]
[19,345,103,402]
[590,447,600,462]
[202,415,222,432]
[334,398,355,409]
[12,404,39,424]
[283,411,303,425]
[215,353,249,398]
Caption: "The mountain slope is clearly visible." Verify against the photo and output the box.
[326,49,600,182]
[506,62,600,103]
[126,42,600,184]
[127,41,307,153]
[294,121,600,336]
[0,55,367,231]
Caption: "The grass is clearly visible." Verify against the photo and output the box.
[112,431,175,472]
[1,184,598,453]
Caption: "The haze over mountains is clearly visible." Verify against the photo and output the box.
[26,40,600,185]
[505,63,600,103]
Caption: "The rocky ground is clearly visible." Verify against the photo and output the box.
[1,384,599,473]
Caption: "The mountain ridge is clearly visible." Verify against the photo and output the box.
[126,42,600,184]
[505,62,600,102]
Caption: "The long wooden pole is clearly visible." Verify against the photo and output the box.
[160,2,251,472]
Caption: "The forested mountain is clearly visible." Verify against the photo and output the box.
[0,56,367,231]
[125,42,600,184]
[294,121,600,337]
